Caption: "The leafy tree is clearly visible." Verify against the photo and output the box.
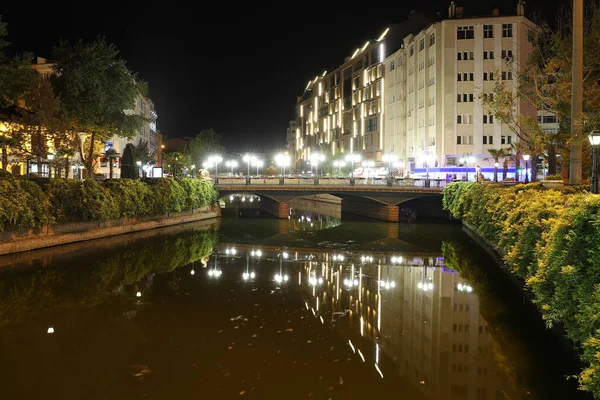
[0,17,38,107]
[0,135,16,175]
[264,165,278,176]
[120,143,136,179]
[486,148,510,182]
[133,139,154,177]
[184,129,224,166]
[163,151,190,178]
[55,147,75,178]
[104,149,120,179]
[51,38,145,178]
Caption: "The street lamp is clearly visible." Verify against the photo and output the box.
[345,153,361,180]
[243,154,256,177]
[460,154,475,181]
[275,153,291,177]
[494,162,499,182]
[382,154,399,179]
[252,158,264,176]
[333,160,346,176]
[225,160,238,176]
[523,154,531,183]
[420,153,435,180]
[588,131,600,193]
[205,155,223,183]
[47,153,54,179]
[309,153,325,178]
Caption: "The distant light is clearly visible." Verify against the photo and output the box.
[249,198,254,203]
[361,41,370,51]
[353,279,359,286]
[351,48,360,59]
[427,282,433,290]
[284,275,289,282]
[349,340,356,353]
[320,316,324,324]
[377,27,390,42]
[229,195,234,201]
[282,252,288,259]
[375,363,384,378]
[47,327,55,334]
[250,272,256,279]
[136,291,142,297]
[241,197,246,202]
[190,269,195,275]
[317,277,323,285]
[390,281,396,288]
[243,272,249,280]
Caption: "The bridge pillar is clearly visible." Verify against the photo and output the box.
[259,197,290,219]
[341,200,399,222]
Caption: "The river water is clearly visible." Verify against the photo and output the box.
[0,197,590,399]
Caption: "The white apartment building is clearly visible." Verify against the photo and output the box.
[383,3,537,176]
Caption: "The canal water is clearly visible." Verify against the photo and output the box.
[0,198,590,399]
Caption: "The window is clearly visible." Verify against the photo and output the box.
[390,61,395,72]
[457,135,462,144]
[429,33,435,46]
[458,26,475,40]
[484,24,494,38]
[501,50,513,60]
[489,135,494,145]
[463,93,468,102]
[484,72,488,81]
[483,114,493,124]
[543,115,558,124]
[469,72,474,81]
[419,38,425,51]
[457,94,462,102]
[457,73,462,81]
[508,135,512,144]
[457,52,462,61]
[483,135,487,145]
[484,72,495,81]
[469,93,474,102]
[501,135,506,144]
[410,46,414,57]
[502,71,513,80]
[457,115,462,124]
[470,51,474,60]
[489,50,494,59]
[483,50,495,60]
[463,72,468,81]
[468,135,473,144]
[503,23,513,37]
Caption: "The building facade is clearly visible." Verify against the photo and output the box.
[384,4,537,176]
[294,3,539,179]
[294,29,390,170]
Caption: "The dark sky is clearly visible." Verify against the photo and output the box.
[1,0,565,153]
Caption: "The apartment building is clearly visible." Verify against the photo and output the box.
[384,3,537,175]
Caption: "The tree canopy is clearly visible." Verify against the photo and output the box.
[184,129,224,166]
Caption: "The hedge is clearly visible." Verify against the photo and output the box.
[0,178,218,230]
[442,182,600,395]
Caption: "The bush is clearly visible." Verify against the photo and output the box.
[442,182,600,396]
[0,177,218,231]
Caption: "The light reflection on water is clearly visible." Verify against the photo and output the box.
[0,215,590,399]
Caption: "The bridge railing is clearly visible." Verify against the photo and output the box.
[216,177,448,188]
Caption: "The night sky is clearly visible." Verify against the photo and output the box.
[1,0,565,153]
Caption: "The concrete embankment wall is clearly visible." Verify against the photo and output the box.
[0,206,221,256]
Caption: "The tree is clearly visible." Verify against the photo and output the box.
[184,129,224,166]
[0,135,16,175]
[51,38,145,178]
[264,165,278,176]
[486,148,510,182]
[163,151,190,178]
[55,147,75,178]
[104,149,120,179]
[0,17,38,108]
[120,143,136,179]
[133,139,154,177]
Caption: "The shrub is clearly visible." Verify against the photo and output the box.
[443,182,600,397]
[0,179,52,232]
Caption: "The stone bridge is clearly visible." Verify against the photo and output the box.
[216,177,446,222]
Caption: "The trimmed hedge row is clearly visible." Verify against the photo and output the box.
[442,182,600,395]
[0,178,218,231]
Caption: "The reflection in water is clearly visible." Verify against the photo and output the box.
[0,218,588,399]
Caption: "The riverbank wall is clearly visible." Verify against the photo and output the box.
[0,206,220,256]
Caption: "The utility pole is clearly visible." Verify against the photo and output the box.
[570,0,584,184]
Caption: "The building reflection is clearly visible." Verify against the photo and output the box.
[213,244,521,399]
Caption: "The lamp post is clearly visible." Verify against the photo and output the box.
[494,162,499,182]
[309,153,325,178]
[243,154,255,177]
[588,131,600,194]
[205,155,223,183]
[226,160,238,176]
[523,154,530,183]
[382,154,399,179]
[47,153,54,179]
[333,160,346,176]
[345,153,361,182]
[275,153,291,178]
[460,154,475,181]
[252,159,263,176]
